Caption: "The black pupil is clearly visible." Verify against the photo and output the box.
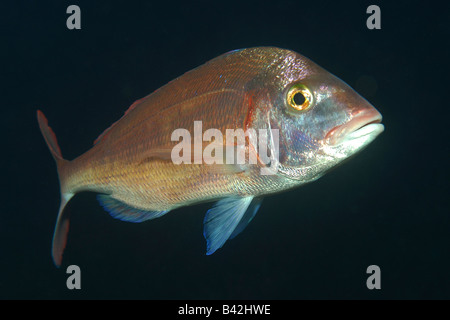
[293,92,306,105]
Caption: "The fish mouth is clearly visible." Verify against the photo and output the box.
[325,108,384,146]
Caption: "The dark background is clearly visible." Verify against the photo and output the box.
[1,0,448,299]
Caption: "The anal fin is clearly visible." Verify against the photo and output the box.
[97,194,169,223]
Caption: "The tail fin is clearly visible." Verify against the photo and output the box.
[37,110,74,267]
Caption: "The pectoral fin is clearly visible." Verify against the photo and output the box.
[203,196,262,255]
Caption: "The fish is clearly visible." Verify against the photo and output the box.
[37,47,384,267]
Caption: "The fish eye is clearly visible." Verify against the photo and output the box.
[286,84,313,111]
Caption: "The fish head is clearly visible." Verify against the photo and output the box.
[247,48,384,181]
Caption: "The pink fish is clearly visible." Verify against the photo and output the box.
[38,47,383,266]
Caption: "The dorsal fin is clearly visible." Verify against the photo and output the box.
[93,97,145,145]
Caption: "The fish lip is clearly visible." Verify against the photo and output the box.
[325,109,383,145]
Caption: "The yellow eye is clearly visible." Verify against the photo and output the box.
[287,84,313,111]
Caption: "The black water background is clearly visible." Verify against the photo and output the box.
[1,0,449,299]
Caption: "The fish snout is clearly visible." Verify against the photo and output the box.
[325,107,383,146]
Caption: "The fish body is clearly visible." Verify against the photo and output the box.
[38,47,384,266]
